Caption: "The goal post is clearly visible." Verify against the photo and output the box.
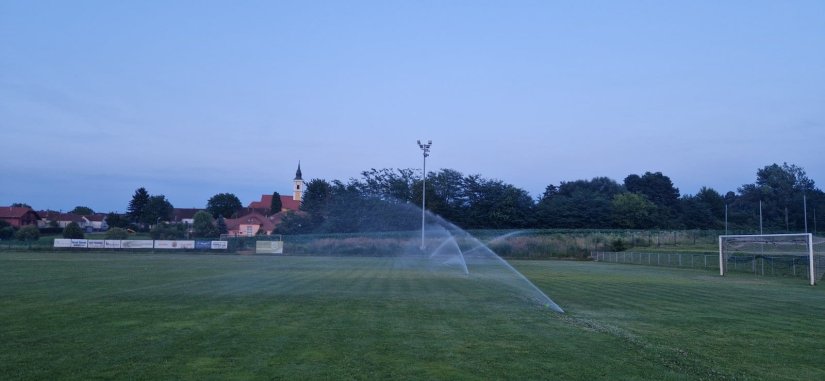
[719,233,817,285]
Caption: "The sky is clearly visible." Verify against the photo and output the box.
[1,0,823,213]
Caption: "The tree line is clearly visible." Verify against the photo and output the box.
[32,161,819,239]
[276,163,824,234]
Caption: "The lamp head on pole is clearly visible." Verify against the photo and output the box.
[417,140,432,157]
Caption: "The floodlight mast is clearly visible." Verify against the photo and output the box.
[417,140,432,251]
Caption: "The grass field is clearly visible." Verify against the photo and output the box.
[1,251,824,380]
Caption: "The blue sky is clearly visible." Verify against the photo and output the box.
[1,1,823,212]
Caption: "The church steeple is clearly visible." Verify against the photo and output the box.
[293,162,304,201]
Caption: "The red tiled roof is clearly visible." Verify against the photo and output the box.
[37,211,84,223]
[173,208,202,221]
[248,195,301,213]
[84,214,107,222]
[0,207,39,219]
[224,211,277,234]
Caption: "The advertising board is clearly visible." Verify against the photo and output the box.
[87,240,105,249]
[256,241,284,254]
[120,240,154,249]
[154,240,195,249]
[53,239,72,248]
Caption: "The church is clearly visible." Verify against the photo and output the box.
[223,163,304,236]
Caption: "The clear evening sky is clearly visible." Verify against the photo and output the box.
[1,1,823,213]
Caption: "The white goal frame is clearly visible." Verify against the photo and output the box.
[719,233,815,285]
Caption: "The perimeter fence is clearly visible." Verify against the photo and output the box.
[591,251,720,270]
[591,251,825,282]
[0,235,283,254]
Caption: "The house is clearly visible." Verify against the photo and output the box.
[247,163,304,215]
[224,212,277,237]
[0,206,40,228]
[37,211,85,228]
[247,194,301,215]
[172,208,202,225]
[82,214,109,231]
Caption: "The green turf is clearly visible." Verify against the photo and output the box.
[1,252,823,380]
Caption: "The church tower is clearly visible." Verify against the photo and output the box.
[293,162,304,201]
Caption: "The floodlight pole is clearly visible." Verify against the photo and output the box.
[417,140,432,251]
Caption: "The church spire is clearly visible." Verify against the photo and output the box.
[293,161,304,201]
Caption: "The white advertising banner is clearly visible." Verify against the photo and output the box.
[104,240,122,249]
[70,239,88,248]
[87,240,105,249]
[256,241,284,254]
[121,240,154,249]
[211,241,228,250]
[154,240,195,249]
[53,239,72,248]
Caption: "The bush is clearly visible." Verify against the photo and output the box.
[150,223,186,240]
[0,226,15,240]
[39,227,63,235]
[192,211,218,238]
[105,227,129,240]
[15,225,40,242]
[63,222,85,239]
[609,239,627,252]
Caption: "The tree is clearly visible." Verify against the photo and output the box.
[105,227,129,239]
[216,216,228,235]
[276,211,314,234]
[300,179,332,228]
[624,172,681,227]
[206,193,242,218]
[62,222,85,239]
[611,193,656,229]
[105,213,129,229]
[192,211,218,238]
[127,187,150,224]
[536,177,623,228]
[695,187,725,219]
[11,202,31,208]
[0,220,14,240]
[15,225,40,243]
[144,195,174,225]
[624,172,680,207]
[357,168,417,202]
[737,163,819,232]
[462,178,534,228]
[150,223,185,240]
[270,192,283,214]
[680,195,718,229]
[70,206,94,215]
[420,169,468,225]
[0,226,14,240]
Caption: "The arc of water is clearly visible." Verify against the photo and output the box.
[429,235,470,275]
[417,208,564,313]
[443,225,564,313]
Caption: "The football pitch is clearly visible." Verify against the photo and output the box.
[1,251,823,380]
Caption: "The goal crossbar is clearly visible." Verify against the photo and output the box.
[719,233,815,285]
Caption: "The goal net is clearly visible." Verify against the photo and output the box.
[719,233,824,285]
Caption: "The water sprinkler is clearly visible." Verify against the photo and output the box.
[417,140,432,251]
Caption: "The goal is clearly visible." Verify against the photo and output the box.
[719,233,824,285]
